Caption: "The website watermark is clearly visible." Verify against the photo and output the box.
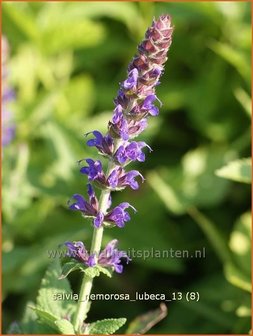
[47,247,206,260]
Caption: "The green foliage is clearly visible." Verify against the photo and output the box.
[2,1,251,334]
[29,307,60,331]
[54,319,75,334]
[225,212,251,293]
[87,318,127,335]
[59,261,82,280]
[8,303,56,334]
[59,261,113,280]
[36,260,75,319]
[215,158,251,184]
[7,260,77,334]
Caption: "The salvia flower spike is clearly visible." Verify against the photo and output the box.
[65,15,173,332]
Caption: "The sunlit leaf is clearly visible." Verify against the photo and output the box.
[87,318,127,335]
[216,158,251,184]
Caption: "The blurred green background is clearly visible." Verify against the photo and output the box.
[2,1,251,334]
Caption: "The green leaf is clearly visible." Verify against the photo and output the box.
[83,266,101,278]
[229,212,251,275]
[126,303,167,334]
[39,2,140,35]
[96,265,113,278]
[2,3,39,41]
[215,158,251,184]
[55,319,75,334]
[18,301,56,334]
[148,147,231,214]
[88,318,127,335]
[36,259,75,319]
[41,122,76,181]
[225,212,251,293]
[187,207,231,264]
[59,261,111,281]
[40,20,105,55]
[29,306,58,331]
[225,262,251,293]
[59,261,80,279]
[209,41,251,83]
[147,171,186,215]
[234,87,251,118]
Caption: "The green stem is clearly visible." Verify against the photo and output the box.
[187,207,231,264]
[73,172,113,332]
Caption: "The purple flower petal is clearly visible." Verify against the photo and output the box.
[80,159,104,181]
[105,202,136,227]
[68,194,87,211]
[114,264,123,273]
[93,211,104,228]
[121,170,144,190]
[98,239,130,273]
[87,254,96,267]
[107,168,121,189]
[123,68,138,90]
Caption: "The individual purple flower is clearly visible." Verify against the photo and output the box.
[109,104,150,139]
[141,94,160,116]
[86,131,114,156]
[98,239,131,273]
[114,141,152,164]
[68,184,105,228]
[104,202,137,228]
[107,167,144,190]
[80,159,107,184]
[108,105,129,140]
[123,68,138,92]
[64,241,90,264]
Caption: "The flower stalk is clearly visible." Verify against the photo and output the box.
[73,165,115,332]
[65,15,173,333]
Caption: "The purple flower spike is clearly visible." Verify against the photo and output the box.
[105,202,137,228]
[67,16,173,281]
[86,131,114,156]
[109,15,173,139]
